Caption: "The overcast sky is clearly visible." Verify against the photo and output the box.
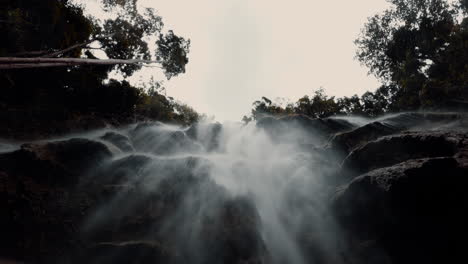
[83,0,391,121]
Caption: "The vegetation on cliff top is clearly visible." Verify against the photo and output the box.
[0,0,198,133]
[246,0,468,121]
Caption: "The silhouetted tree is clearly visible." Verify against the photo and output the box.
[355,0,467,109]
[0,0,189,78]
[0,0,197,129]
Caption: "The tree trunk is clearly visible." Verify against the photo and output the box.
[0,57,160,69]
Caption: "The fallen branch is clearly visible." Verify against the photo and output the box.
[0,57,160,69]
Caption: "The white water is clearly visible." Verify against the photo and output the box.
[78,119,348,264]
[19,112,462,263]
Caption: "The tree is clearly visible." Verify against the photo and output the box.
[0,0,190,79]
[356,0,455,81]
[460,0,468,12]
[337,95,363,115]
[0,0,197,126]
[295,88,341,118]
[251,97,292,120]
[355,0,467,109]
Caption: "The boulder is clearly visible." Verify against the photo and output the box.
[0,139,113,262]
[340,131,464,179]
[82,155,216,242]
[130,123,200,155]
[330,122,401,154]
[82,241,175,264]
[91,154,154,186]
[333,157,468,264]
[186,122,223,151]
[259,115,355,136]
[330,112,466,154]
[198,197,265,264]
[257,115,356,146]
[377,112,462,130]
[0,138,112,186]
[0,167,92,263]
[129,121,164,138]
[99,132,134,152]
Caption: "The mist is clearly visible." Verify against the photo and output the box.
[73,116,362,264]
[74,112,461,263]
[1,111,467,263]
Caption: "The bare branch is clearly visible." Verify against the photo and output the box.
[0,63,72,69]
[0,57,160,69]
[41,40,95,58]
[11,51,51,57]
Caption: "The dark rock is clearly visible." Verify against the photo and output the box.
[262,115,355,136]
[340,131,464,179]
[0,138,114,263]
[132,127,200,155]
[333,157,468,264]
[100,132,134,152]
[257,115,356,146]
[330,122,401,154]
[21,138,113,174]
[378,112,462,130]
[91,154,153,186]
[0,169,92,263]
[130,121,164,137]
[82,241,175,264]
[330,112,467,154]
[201,197,266,264]
[83,155,215,241]
[130,124,200,155]
[0,138,112,186]
[186,122,223,151]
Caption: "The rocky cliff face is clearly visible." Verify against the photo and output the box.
[0,112,467,264]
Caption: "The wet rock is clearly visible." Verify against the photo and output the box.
[281,115,356,135]
[333,157,468,264]
[0,138,112,186]
[93,155,211,186]
[340,131,464,179]
[0,168,92,263]
[201,197,266,264]
[378,112,462,129]
[130,123,201,155]
[83,155,215,242]
[92,154,153,186]
[330,112,466,154]
[82,241,175,264]
[130,121,164,137]
[100,132,134,152]
[186,122,223,151]
[257,115,356,146]
[259,115,355,136]
[330,122,401,154]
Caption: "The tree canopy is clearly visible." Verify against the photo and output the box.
[0,0,190,78]
[0,0,198,133]
[246,0,467,121]
[355,0,468,109]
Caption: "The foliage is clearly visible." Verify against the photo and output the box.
[355,0,468,109]
[251,97,294,120]
[0,0,198,127]
[246,84,399,120]
[135,83,200,125]
[156,30,191,79]
[295,89,341,118]
[246,0,467,122]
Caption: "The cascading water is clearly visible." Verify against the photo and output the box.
[2,112,466,264]
[74,112,468,263]
[78,118,354,264]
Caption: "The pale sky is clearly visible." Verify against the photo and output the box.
[83,0,392,121]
